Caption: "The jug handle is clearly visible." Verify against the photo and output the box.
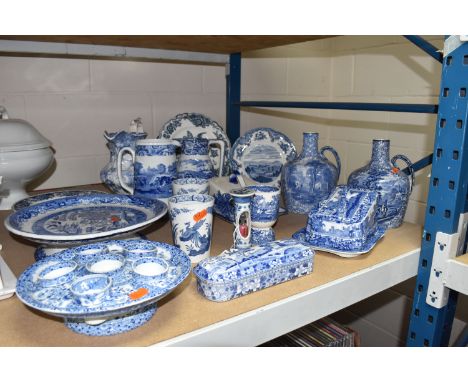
[117,147,135,194]
[320,146,341,179]
[209,139,226,178]
[391,154,414,193]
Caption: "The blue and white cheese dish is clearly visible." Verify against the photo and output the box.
[193,239,314,302]
[292,186,385,256]
[15,239,191,336]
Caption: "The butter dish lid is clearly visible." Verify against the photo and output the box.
[193,239,315,284]
[309,186,378,225]
[0,106,51,152]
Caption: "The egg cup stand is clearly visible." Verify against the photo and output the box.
[63,303,158,336]
[34,233,149,261]
[0,252,16,300]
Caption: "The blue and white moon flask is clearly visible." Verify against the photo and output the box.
[229,188,255,249]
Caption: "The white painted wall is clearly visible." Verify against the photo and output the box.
[1,36,466,345]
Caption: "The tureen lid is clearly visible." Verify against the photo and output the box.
[0,106,51,152]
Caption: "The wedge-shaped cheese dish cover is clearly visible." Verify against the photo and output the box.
[193,239,315,302]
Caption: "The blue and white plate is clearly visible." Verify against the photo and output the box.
[12,189,107,212]
[158,112,231,176]
[292,225,386,258]
[5,194,167,244]
[229,127,297,186]
[15,240,191,319]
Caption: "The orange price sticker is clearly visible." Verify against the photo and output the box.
[193,209,207,222]
[129,287,148,300]
[391,167,399,174]
[110,215,121,223]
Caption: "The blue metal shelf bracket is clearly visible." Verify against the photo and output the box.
[406,37,468,346]
[226,53,241,144]
[404,35,443,63]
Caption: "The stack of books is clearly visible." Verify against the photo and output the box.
[260,317,358,347]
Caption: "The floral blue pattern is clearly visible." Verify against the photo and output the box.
[15,239,191,336]
[229,127,297,186]
[251,227,275,245]
[158,113,231,176]
[193,239,315,302]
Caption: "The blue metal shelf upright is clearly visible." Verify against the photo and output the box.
[225,35,468,346]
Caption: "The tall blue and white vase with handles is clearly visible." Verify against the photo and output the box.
[168,194,215,264]
[282,132,341,214]
[100,118,147,194]
[117,139,180,202]
[176,138,225,180]
[347,139,414,229]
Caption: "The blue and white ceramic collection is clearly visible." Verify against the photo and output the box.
[15,239,191,336]
[193,239,315,302]
[246,185,281,229]
[158,112,231,176]
[230,188,255,249]
[347,139,414,229]
[229,127,297,187]
[168,194,215,263]
[176,138,225,179]
[292,186,386,256]
[172,178,210,195]
[100,121,148,194]
[117,139,180,201]
[251,227,275,246]
[5,193,167,244]
[282,132,341,215]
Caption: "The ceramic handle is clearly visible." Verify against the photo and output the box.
[320,146,341,179]
[117,147,135,194]
[391,154,414,193]
[209,139,226,177]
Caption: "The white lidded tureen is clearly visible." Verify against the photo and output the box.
[0,106,54,210]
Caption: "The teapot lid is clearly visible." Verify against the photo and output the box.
[0,106,51,152]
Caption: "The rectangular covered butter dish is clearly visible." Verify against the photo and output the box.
[192,239,315,302]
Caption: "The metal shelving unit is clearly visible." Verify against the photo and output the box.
[0,35,466,346]
[225,35,468,346]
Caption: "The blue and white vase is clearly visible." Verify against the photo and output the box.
[230,188,255,249]
[251,227,275,246]
[168,194,215,263]
[176,138,225,180]
[347,139,414,229]
[100,127,147,194]
[282,132,341,215]
[117,139,180,201]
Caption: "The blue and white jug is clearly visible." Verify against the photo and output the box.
[347,139,414,229]
[176,138,225,180]
[282,132,341,214]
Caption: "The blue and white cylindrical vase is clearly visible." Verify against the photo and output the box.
[117,139,180,202]
[168,194,215,264]
[251,227,275,246]
[230,188,255,249]
[246,185,281,229]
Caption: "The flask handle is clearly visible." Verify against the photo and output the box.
[391,154,414,193]
[320,146,341,179]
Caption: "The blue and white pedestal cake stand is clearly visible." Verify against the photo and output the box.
[15,240,191,336]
